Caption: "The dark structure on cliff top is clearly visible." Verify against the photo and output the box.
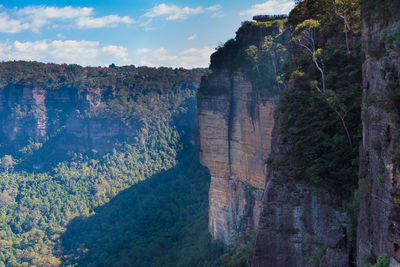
[252,15,288,22]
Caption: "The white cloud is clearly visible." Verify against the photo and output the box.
[206,5,221,11]
[101,45,129,62]
[240,0,295,17]
[76,15,134,28]
[0,5,135,33]
[56,33,64,38]
[0,40,130,66]
[0,12,30,33]
[144,3,203,21]
[18,6,93,19]
[136,48,152,54]
[206,4,224,18]
[187,35,198,41]
[17,6,93,31]
[138,46,213,68]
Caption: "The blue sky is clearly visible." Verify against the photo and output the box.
[0,0,295,68]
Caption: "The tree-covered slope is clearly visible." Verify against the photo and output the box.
[61,147,222,266]
[0,62,213,266]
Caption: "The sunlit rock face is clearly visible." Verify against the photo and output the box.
[357,4,400,265]
[197,16,287,245]
[198,70,277,244]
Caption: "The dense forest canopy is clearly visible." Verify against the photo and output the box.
[0,61,214,266]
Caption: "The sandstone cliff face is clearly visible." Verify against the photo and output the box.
[0,84,136,154]
[357,6,400,265]
[198,70,277,244]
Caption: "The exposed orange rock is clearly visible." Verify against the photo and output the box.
[198,70,276,243]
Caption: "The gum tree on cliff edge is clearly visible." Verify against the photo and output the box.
[292,19,353,148]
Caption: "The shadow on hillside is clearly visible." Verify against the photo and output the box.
[60,148,219,266]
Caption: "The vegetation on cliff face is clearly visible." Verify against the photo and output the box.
[0,62,215,266]
[363,0,400,22]
[278,45,363,198]
[201,19,288,96]
[274,0,362,199]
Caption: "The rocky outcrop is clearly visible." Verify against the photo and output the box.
[357,4,400,265]
[198,70,277,244]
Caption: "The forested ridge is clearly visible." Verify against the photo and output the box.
[0,62,218,266]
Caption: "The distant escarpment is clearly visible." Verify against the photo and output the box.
[0,62,205,163]
[198,17,289,244]
[357,0,400,265]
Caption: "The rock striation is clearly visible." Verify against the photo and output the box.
[197,19,287,244]
[198,70,277,244]
[252,105,353,266]
[357,3,400,265]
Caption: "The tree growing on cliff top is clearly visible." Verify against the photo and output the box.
[1,155,14,175]
[331,0,361,51]
[292,19,326,93]
[245,34,288,94]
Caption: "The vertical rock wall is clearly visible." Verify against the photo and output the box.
[357,4,400,265]
[198,70,277,244]
[252,110,353,266]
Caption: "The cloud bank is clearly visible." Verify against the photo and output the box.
[0,5,134,33]
[240,0,295,16]
[0,40,129,66]
[137,46,214,68]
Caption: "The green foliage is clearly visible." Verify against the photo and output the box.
[343,176,370,218]
[278,44,363,198]
[290,0,360,37]
[306,247,325,267]
[250,20,286,30]
[289,0,341,36]
[220,227,256,267]
[364,254,390,267]
[0,155,14,173]
[363,0,400,23]
[61,147,223,267]
[381,28,400,54]
[205,19,288,96]
[0,62,214,266]
[275,0,363,199]
[245,35,288,95]
[293,19,321,36]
